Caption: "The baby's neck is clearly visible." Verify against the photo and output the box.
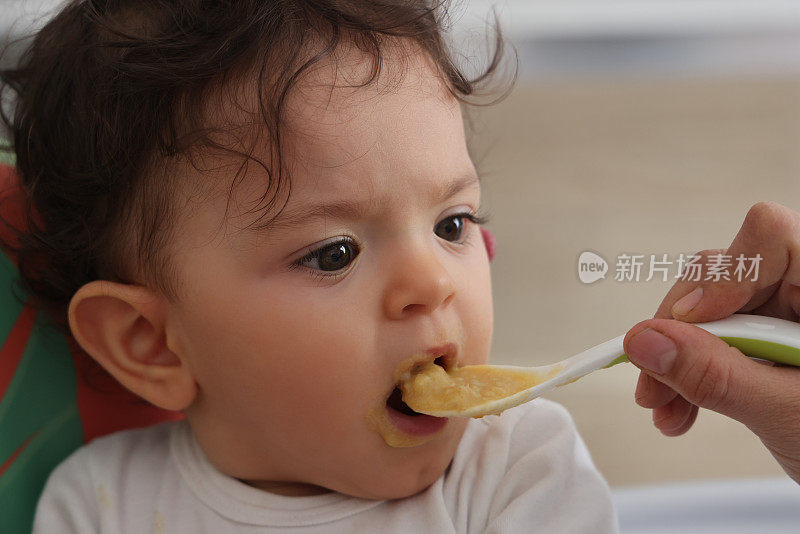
[239,478,333,497]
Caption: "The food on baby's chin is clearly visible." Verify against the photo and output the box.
[400,363,559,418]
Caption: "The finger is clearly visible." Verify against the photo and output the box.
[738,280,782,313]
[652,394,696,434]
[623,318,800,431]
[634,371,678,409]
[654,202,800,322]
[653,248,726,320]
[749,279,800,322]
[660,404,699,437]
[651,247,777,319]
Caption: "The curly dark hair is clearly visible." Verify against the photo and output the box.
[0,0,514,340]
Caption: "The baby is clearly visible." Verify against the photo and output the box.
[3,1,618,532]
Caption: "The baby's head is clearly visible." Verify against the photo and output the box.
[1,0,509,499]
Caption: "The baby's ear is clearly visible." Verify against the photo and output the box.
[480,227,496,262]
[68,281,196,411]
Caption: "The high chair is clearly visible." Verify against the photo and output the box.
[0,160,182,533]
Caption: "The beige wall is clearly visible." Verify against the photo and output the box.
[467,76,800,487]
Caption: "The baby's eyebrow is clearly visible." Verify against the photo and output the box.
[266,172,480,230]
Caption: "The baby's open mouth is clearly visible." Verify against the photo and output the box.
[386,387,420,416]
[370,355,451,445]
[386,356,448,416]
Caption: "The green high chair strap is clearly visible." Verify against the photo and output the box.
[0,251,85,534]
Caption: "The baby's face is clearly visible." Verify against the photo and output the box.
[165,46,493,499]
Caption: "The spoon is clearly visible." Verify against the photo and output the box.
[404,314,800,418]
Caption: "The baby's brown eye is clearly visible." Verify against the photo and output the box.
[301,241,358,272]
[319,243,352,271]
[435,215,465,242]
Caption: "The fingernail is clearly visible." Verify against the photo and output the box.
[627,328,678,375]
[672,287,703,317]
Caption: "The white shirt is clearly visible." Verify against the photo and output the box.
[33,398,619,533]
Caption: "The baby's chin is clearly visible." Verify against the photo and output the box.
[338,460,451,500]
[332,418,470,500]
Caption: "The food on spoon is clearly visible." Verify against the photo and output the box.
[399,362,561,418]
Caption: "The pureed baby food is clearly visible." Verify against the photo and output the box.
[400,362,562,418]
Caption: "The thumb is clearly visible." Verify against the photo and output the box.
[623,318,800,433]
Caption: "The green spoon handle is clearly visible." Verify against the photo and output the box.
[603,314,800,369]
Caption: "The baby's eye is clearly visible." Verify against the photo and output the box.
[435,213,482,243]
[296,239,359,272]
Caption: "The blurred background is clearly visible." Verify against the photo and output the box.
[3,0,800,493]
[453,0,800,489]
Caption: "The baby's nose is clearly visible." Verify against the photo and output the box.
[382,247,456,320]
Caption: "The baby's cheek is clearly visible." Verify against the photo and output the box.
[463,290,493,365]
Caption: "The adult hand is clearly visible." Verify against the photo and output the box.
[623,201,800,483]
